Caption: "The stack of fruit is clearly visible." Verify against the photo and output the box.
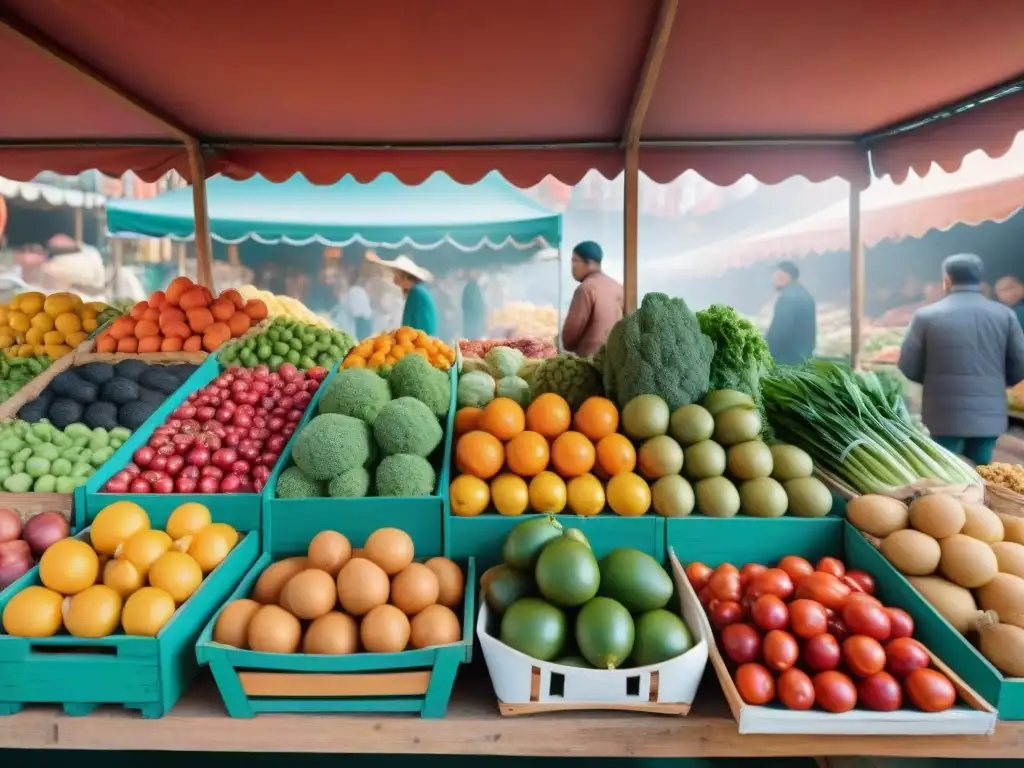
[0,292,103,359]
[95,279,268,354]
[484,517,694,668]
[688,554,958,713]
[235,285,332,328]
[343,328,456,374]
[1,500,238,638]
[217,317,355,372]
[0,355,51,404]
[213,527,464,654]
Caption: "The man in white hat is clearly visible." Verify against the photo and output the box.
[367,252,438,336]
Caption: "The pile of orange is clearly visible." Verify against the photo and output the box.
[449,393,652,518]
[343,327,456,372]
[96,277,268,354]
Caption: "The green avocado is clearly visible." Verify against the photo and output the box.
[554,655,592,668]
[502,516,563,571]
[575,597,634,669]
[481,564,535,614]
[597,548,674,614]
[535,537,600,608]
[499,597,566,661]
[561,527,591,549]
[630,609,695,667]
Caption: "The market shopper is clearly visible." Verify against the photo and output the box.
[764,261,816,365]
[367,252,438,336]
[561,240,622,357]
[994,275,1024,331]
[899,253,1024,465]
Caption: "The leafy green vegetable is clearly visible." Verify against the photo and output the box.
[696,305,773,399]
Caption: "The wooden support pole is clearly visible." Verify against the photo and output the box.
[177,242,188,278]
[187,142,215,290]
[623,147,640,314]
[227,244,240,266]
[849,183,864,369]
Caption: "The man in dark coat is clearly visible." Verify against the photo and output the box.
[899,253,1024,465]
[764,261,816,365]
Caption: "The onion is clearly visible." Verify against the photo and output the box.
[0,508,22,544]
[22,512,69,556]
[0,539,33,589]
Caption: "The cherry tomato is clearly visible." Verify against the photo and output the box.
[686,562,713,591]
[751,594,789,631]
[844,569,876,595]
[846,591,883,608]
[698,586,713,608]
[795,572,851,610]
[715,562,740,575]
[813,670,858,713]
[816,557,846,579]
[762,629,800,672]
[803,633,841,671]
[709,569,742,602]
[842,575,865,594]
[777,667,815,710]
[777,555,815,586]
[789,598,828,638]
[734,662,775,705]
[905,668,956,712]
[842,599,892,642]
[709,599,745,630]
[746,568,795,602]
[721,623,762,664]
[886,607,914,639]
[739,562,767,588]
[842,635,887,678]
[857,671,903,712]
[885,637,930,678]
[827,614,850,643]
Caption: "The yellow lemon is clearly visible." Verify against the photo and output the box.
[448,475,490,517]
[17,291,44,316]
[64,331,87,347]
[148,551,203,603]
[8,311,29,334]
[116,529,173,578]
[490,473,530,516]
[121,587,176,636]
[186,523,239,573]
[43,330,65,346]
[103,558,145,598]
[39,538,100,596]
[54,313,82,336]
[567,473,606,517]
[90,500,150,556]
[24,327,44,346]
[43,292,76,318]
[528,471,567,514]
[63,585,122,638]
[29,312,54,332]
[165,502,212,541]
[2,586,63,637]
[606,472,652,517]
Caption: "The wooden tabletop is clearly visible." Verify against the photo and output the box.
[1,670,1023,758]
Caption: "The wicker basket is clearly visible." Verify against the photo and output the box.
[984,482,1024,518]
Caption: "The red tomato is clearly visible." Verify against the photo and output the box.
[886,607,914,639]
[905,668,956,712]
[686,562,713,591]
[842,575,865,594]
[803,633,841,671]
[709,569,742,602]
[789,599,828,639]
[827,614,850,643]
[762,629,800,672]
[715,562,740,575]
[751,594,789,631]
[885,637,930,678]
[846,591,883,608]
[709,599,745,630]
[795,572,851,610]
[844,569,876,595]
[734,663,775,705]
[842,635,887,678]
[747,568,794,602]
[721,623,762,664]
[842,599,892,642]
[816,557,846,579]
[698,586,713,608]
[740,562,767,588]
[777,555,815,586]
[813,670,858,713]
[777,667,815,710]
[857,671,903,712]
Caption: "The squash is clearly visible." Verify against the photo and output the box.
[908,494,965,539]
[907,576,979,634]
[962,504,1004,544]
[880,529,941,576]
[977,611,1024,676]
[997,513,1024,546]
[846,495,909,537]
[977,573,1024,629]
[991,541,1024,579]
[938,534,998,588]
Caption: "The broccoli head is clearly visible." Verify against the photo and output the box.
[388,354,451,418]
[375,454,435,497]
[327,467,372,498]
[276,466,324,498]
[318,368,392,423]
[372,396,443,457]
[292,413,375,480]
[602,292,714,411]
[696,305,774,399]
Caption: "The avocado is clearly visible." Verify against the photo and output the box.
[169,363,198,381]
[575,597,634,669]
[114,359,148,381]
[630,609,694,666]
[49,370,97,404]
[535,537,600,608]
[499,597,566,661]
[598,548,673,614]
[118,400,156,430]
[554,655,592,668]
[48,398,84,430]
[76,362,115,386]
[562,527,591,549]
[136,387,164,405]
[481,563,536,614]
[101,377,140,405]
[502,516,563,571]
[84,401,119,430]
[139,367,181,395]
[18,395,50,423]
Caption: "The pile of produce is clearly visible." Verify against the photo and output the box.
[457,345,546,409]
[527,354,602,411]
[689,554,959,713]
[848,492,1024,677]
[213,527,464,654]
[0,291,105,359]
[484,517,694,669]
[275,352,449,500]
[95,278,268,354]
[343,327,456,374]
[458,338,557,360]
[217,317,354,372]
[19,360,199,431]
[102,364,325,495]
[978,462,1024,495]
[762,362,977,495]
[0,355,51,404]
[0,508,69,588]
[696,304,774,402]
[236,285,332,328]
[2,500,238,638]
[0,420,129,494]
[486,302,558,343]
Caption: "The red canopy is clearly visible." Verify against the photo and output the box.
[1,0,1023,187]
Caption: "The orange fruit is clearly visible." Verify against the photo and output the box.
[525,393,571,440]
[573,397,620,442]
[595,433,637,478]
[606,473,652,517]
[567,473,606,517]
[454,431,505,479]
[479,398,525,441]
[490,474,530,516]
[550,431,596,478]
[528,471,567,514]
[449,475,490,517]
[454,407,483,436]
[505,431,550,477]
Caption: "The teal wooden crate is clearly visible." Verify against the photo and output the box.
[0,527,260,717]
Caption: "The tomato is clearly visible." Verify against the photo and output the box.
[686,562,713,591]
[709,569,742,602]
[842,599,892,642]
[813,670,858,713]
[905,668,956,712]
[777,667,815,710]
[803,633,841,671]
[842,635,887,677]
[788,599,828,638]
[777,555,815,586]
[816,556,846,579]
[746,568,794,602]
[844,569,876,595]
[709,599,745,630]
[826,614,849,643]
[795,572,851,610]
[842,575,865,594]
[857,671,903,712]
[739,562,767,588]
[762,629,799,672]
[886,607,914,639]
[751,594,789,631]
[846,591,882,608]
[698,586,713,608]
[885,637,930,678]
[721,623,762,664]
[734,662,775,705]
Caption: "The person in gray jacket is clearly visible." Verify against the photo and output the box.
[898,253,1024,465]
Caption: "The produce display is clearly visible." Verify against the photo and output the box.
[486,302,558,343]
[18,360,199,431]
[0,291,104,359]
[236,285,332,328]
[95,279,268,354]
[213,527,464,654]
[217,317,355,372]
[458,338,557,361]
[1,500,237,638]
[484,516,695,668]
[275,352,448,499]
[0,355,51,404]
[0,508,70,588]
[689,554,959,713]
[0,420,129,494]
[101,364,325,495]
[978,463,1024,495]
[343,328,456,374]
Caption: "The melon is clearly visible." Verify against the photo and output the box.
[938,534,998,588]
[908,494,965,539]
[847,495,908,537]
[881,529,940,576]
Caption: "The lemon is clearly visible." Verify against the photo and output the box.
[17,291,44,316]
[567,473,606,517]
[121,587,176,636]
[8,311,29,334]
[116,529,172,577]
[166,502,212,541]
[448,475,490,517]
[490,473,530,516]
[63,585,122,638]
[187,523,239,573]
[29,312,54,332]
[90,500,150,556]
[528,471,567,514]
[103,558,144,598]
[2,586,63,637]
[606,472,652,517]
[39,538,100,596]
[148,551,203,603]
